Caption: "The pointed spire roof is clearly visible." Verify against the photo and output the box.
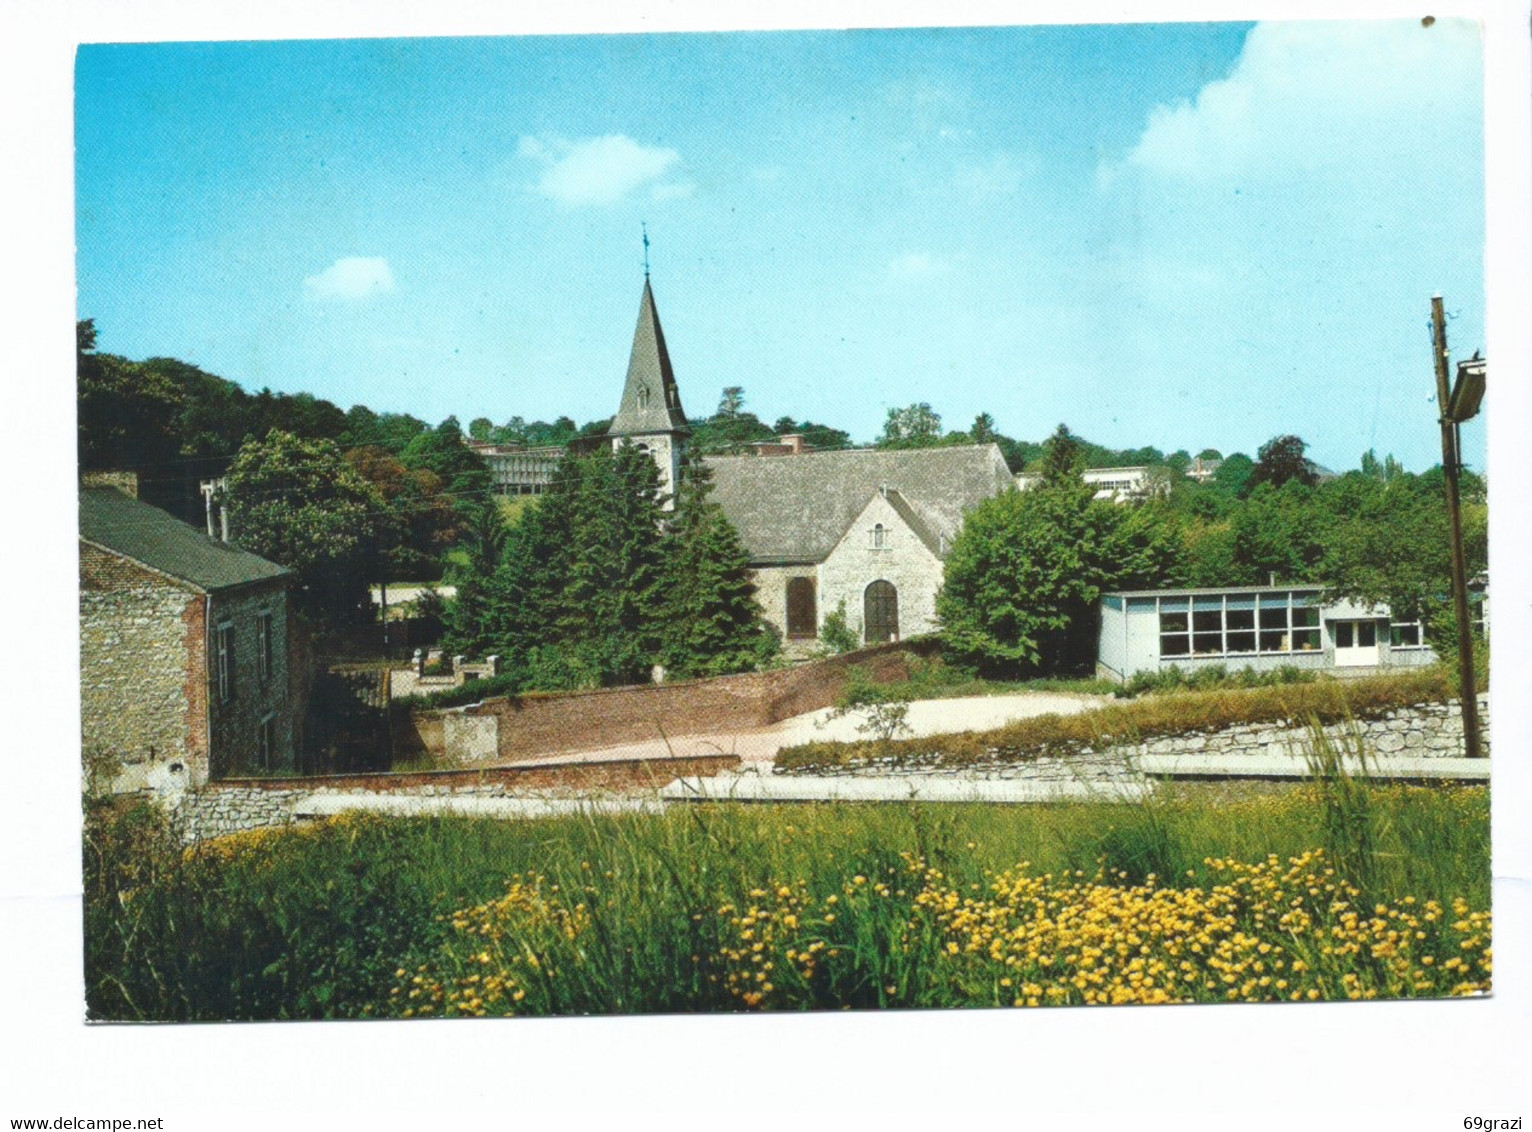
[607,279,690,438]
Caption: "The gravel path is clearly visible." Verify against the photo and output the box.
[520,691,1109,770]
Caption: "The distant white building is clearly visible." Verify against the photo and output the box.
[469,441,563,497]
[1015,465,1167,503]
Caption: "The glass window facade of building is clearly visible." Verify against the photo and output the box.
[1155,591,1321,658]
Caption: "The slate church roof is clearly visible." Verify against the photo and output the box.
[606,279,690,439]
[703,444,1013,565]
[80,487,290,593]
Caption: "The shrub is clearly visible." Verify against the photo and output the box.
[819,601,859,655]
[1186,663,1229,691]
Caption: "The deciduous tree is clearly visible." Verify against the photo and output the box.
[1249,434,1318,493]
[877,403,944,449]
[224,430,387,624]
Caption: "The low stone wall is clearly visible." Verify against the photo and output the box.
[396,638,940,766]
[783,696,1490,776]
[1132,697,1489,763]
[176,754,741,843]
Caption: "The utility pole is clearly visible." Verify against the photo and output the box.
[1430,295,1483,758]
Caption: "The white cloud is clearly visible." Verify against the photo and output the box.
[518,134,683,208]
[1081,18,1485,476]
[1108,19,1482,187]
[302,257,396,301]
[887,252,950,281]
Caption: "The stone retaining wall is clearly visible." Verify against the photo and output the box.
[1132,697,1489,762]
[173,754,741,843]
[787,696,1489,776]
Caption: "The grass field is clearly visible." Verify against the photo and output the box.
[84,770,1491,1021]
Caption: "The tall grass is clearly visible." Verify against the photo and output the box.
[85,778,1490,1020]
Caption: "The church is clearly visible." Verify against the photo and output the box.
[603,278,1013,647]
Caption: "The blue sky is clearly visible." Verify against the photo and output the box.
[75,20,1486,471]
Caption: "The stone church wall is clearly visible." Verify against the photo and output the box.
[751,564,820,641]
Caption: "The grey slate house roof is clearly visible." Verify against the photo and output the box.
[703,444,1013,565]
[606,279,690,439]
[79,487,290,592]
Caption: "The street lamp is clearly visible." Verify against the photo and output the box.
[1430,296,1485,758]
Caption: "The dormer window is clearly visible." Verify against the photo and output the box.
[637,385,651,409]
[871,523,887,549]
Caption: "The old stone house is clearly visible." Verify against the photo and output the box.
[604,278,1013,645]
[79,484,300,791]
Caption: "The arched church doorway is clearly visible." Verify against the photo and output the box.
[864,580,899,644]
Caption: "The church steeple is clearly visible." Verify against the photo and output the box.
[607,278,690,439]
[606,275,689,508]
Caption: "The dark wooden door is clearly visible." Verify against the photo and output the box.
[786,577,817,639]
[864,580,899,644]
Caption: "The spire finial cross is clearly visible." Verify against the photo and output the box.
[642,222,651,279]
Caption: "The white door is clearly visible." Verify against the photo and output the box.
[1333,619,1380,666]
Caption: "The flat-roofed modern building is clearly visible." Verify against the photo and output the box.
[1096,585,1444,683]
[470,442,563,497]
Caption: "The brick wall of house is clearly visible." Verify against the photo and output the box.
[80,543,207,787]
[207,579,297,779]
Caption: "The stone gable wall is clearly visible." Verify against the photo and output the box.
[79,543,207,789]
[818,492,945,644]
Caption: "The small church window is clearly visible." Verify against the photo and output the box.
[637,385,651,408]
[871,523,887,549]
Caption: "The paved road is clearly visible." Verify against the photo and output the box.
[524,691,1108,769]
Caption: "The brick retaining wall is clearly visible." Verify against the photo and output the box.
[396,638,939,766]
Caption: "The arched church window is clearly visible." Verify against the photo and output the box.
[871,523,887,549]
[786,577,817,640]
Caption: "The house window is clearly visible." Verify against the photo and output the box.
[871,523,887,549]
[1390,621,1425,649]
[1157,593,1320,659]
[216,623,236,703]
[1471,593,1488,638]
[257,610,274,682]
